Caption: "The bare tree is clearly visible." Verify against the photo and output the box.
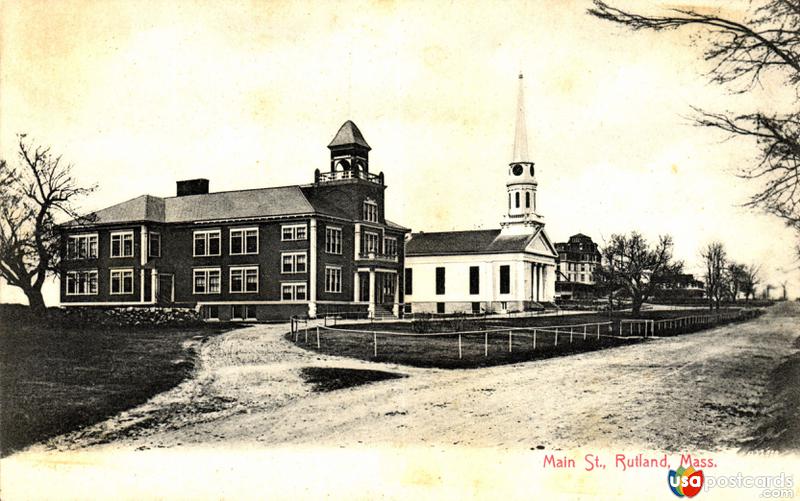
[588,0,800,246]
[741,263,761,300]
[0,136,95,311]
[702,241,727,310]
[725,261,748,302]
[599,232,683,315]
[781,280,789,300]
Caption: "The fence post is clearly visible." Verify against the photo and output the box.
[555,328,559,347]
[484,331,488,357]
[458,333,463,359]
[569,327,573,344]
[597,324,601,340]
[305,322,308,344]
[508,331,512,353]
[316,326,320,348]
[583,325,587,340]
[373,331,377,357]
[533,329,537,350]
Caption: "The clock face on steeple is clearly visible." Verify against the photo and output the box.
[512,164,523,176]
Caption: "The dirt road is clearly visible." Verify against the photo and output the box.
[31,303,800,453]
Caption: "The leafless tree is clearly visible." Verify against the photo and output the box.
[702,241,727,310]
[0,136,95,311]
[588,1,800,246]
[598,232,683,315]
[724,262,748,302]
[781,280,789,300]
[741,263,761,300]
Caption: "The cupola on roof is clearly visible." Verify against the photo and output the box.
[328,120,371,150]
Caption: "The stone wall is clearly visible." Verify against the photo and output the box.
[57,306,204,327]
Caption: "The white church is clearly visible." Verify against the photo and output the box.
[404,74,558,315]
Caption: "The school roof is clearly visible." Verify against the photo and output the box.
[406,229,542,256]
[62,185,409,230]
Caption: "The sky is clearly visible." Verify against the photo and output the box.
[1,0,797,305]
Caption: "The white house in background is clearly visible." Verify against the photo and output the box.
[404,74,558,315]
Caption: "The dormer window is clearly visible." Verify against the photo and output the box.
[363,200,378,222]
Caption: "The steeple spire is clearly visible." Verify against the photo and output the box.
[512,73,529,163]
[502,73,542,234]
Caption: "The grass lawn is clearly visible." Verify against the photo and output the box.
[0,308,231,457]
[293,308,760,369]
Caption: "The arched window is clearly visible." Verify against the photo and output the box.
[515,192,520,208]
[525,191,530,208]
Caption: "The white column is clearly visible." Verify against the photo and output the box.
[353,271,360,302]
[140,269,146,303]
[368,269,376,318]
[542,265,548,301]
[140,225,147,303]
[308,218,318,318]
[539,265,544,302]
[354,223,361,260]
[533,263,539,302]
[392,273,400,317]
[151,269,157,304]
[140,225,147,266]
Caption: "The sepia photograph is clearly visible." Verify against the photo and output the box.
[1,0,799,499]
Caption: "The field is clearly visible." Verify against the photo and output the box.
[291,308,761,368]
[0,306,230,457]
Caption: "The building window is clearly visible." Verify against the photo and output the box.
[362,231,379,255]
[201,305,219,320]
[525,191,531,208]
[148,232,161,257]
[469,266,480,295]
[281,252,307,274]
[325,266,342,293]
[435,267,445,295]
[110,231,134,258]
[110,268,134,295]
[499,265,510,294]
[281,224,307,241]
[65,270,98,295]
[230,266,259,293]
[193,230,221,257]
[325,226,342,254]
[404,268,413,295]
[515,192,520,208]
[580,274,585,282]
[281,282,307,301]
[230,228,258,255]
[363,200,378,222]
[193,268,221,294]
[436,302,445,314]
[384,237,397,258]
[67,234,98,260]
[231,305,256,321]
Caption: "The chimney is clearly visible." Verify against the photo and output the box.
[176,178,209,197]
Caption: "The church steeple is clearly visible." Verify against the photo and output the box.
[502,73,543,234]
